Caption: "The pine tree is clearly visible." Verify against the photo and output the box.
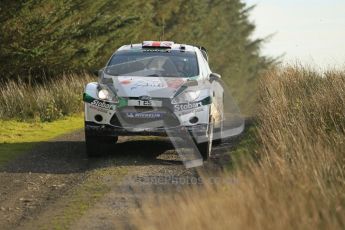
[0,0,270,113]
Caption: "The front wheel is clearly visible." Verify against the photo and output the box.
[213,94,224,146]
[85,135,118,157]
[213,118,223,146]
[197,117,214,161]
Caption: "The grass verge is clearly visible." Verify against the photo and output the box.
[0,115,83,166]
[129,66,345,230]
[226,123,259,171]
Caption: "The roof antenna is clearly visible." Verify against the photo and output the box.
[161,18,165,41]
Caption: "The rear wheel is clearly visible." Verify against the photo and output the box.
[197,117,214,161]
[85,134,118,157]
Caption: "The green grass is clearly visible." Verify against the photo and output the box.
[227,124,259,171]
[48,166,128,230]
[0,115,84,166]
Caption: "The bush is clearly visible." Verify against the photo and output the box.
[0,73,94,121]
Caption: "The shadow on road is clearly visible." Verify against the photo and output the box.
[0,134,183,174]
[0,118,241,175]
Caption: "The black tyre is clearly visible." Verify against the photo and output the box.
[213,118,223,146]
[197,117,214,161]
[85,134,118,157]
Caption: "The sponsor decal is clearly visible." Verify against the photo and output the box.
[143,49,171,53]
[90,100,116,111]
[139,95,151,101]
[177,107,205,116]
[117,97,128,108]
[142,41,174,48]
[84,93,127,109]
[90,105,108,113]
[174,102,202,111]
[126,112,165,119]
[120,79,131,85]
[130,80,164,90]
[167,79,185,89]
[172,96,212,109]
[160,41,174,47]
[83,93,95,103]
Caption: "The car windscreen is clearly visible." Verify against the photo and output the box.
[104,50,199,78]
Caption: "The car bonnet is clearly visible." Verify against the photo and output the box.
[102,74,189,99]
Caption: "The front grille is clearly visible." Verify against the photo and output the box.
[132,106,155,112]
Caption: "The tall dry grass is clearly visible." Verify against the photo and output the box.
[129,66,345,229]
[0,73,95,121]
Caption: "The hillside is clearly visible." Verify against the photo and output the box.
[0,0,269,115]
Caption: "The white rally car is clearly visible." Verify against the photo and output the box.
[83,41,224,160]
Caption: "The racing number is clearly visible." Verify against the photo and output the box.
[138,100,152,106]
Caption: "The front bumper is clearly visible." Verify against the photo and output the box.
[85,121,208,137]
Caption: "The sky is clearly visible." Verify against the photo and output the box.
[244,0,345,69]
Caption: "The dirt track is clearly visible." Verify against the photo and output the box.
[0,130,236,230]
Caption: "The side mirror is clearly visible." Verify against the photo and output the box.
[92,69,99,77]
[92,69,104,77]
[209,73,221,81]
[98,69,104,78]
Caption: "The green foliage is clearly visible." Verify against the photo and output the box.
[227,123,259,171]
[0,0,269,114]
[0,74,94,121]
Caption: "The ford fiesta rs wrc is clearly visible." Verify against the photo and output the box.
[83,41,224,160]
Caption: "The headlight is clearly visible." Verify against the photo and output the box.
[98,88,110,100]
[97,85,117,101]
[171,90,201,104]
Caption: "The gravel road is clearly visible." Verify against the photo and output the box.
[0,130,236,230]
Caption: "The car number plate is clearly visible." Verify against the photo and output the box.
[128,100,162,107]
